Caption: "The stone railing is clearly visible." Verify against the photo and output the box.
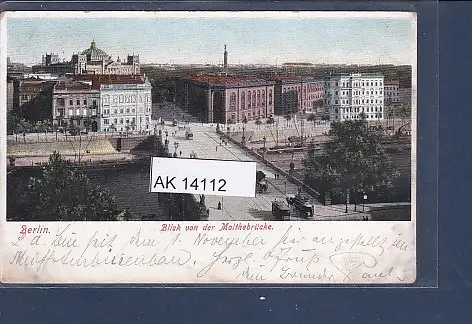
[217,129,321,202]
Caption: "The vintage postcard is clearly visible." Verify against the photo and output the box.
[0,11,416,284]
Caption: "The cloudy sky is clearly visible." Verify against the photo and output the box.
[5,12,416,66]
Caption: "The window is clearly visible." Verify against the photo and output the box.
[126,108,130,114]
[257,90,261,106]
[114,118,118,124]
[120,118,123,124]
[77,99,80,105]
[113,96,118,103]
[120,95,124,103]
[248,91,251,108]
[252,90,256,107]
[84,100,87,105]
[104,119,109,125]
[269,89,273,105]
[76,109,80,116]
[335,91,338,95]
[126,96,130,103]
[241,92,245,109]
[120,108,124,114]
[70,100,73,106]
[132,108,135,113]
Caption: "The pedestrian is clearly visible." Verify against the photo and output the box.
[216,146,218,152]
[179,150,182,156]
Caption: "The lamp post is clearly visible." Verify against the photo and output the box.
[363,194,367,212]
[241,124,246,146]
[173,141,179,157]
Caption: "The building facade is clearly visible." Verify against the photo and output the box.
[176,75,275,124]
[71,41,140,75]
[52,79,100,131]
[99,78,152,133]
[324,73,385,121]
[32,41,140,76]
[52,75,151,132]
[384,80,400,104]
[272,76,324,116]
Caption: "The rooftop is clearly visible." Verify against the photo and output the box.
[185,74,274,87]
[53,74,149,91]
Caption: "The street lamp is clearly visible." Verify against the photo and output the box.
[174,141,179,155]
[241,124,246,146]
[363,194,367,212]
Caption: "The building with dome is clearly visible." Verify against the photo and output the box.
[32,40,141,76]
[71,40,140,75]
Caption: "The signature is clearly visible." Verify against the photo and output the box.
[196,244,253,278]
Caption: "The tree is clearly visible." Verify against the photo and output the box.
[304,115,397,209]
[11,151,130,221]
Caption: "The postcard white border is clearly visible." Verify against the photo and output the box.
[0,11,417,285]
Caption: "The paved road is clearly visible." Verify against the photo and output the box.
[158,123,364,221]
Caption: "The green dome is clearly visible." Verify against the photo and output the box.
[81,40,108,58]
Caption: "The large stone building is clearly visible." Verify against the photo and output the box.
[52,74,151,132]
[272,76,324,116]
[71,40,140,75]
[175,75,275,124]
[99,76,152,133]
[52,78,100,131]
[32,41,140,76]
[324,73,385,121]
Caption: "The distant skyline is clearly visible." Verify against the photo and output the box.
[4,12,415,66]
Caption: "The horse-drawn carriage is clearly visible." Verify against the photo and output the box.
[256,171,268,193]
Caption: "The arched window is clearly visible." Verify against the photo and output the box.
[269,89,273,105]
[257,90,261,106]
[241,92,245,110]
[252,90,256,107]
[248,91,251,108]
[230,92,237,111]
[262,90,265,105]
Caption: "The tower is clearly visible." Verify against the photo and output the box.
[223,45,228,69]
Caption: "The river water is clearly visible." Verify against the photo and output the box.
[7,163,169,221]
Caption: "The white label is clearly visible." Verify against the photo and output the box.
[149,157,256,197]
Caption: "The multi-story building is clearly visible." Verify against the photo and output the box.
[175,75,275,124]
[71,40,140,75]
[52,78,100,131]
[384,80,400,104]
[32,41,140,76]
[52,74,151,132]
[272,76,324,116]
[324,73,385,121]
[99,76,152,133]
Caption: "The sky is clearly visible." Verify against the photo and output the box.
[5,12,415,66]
